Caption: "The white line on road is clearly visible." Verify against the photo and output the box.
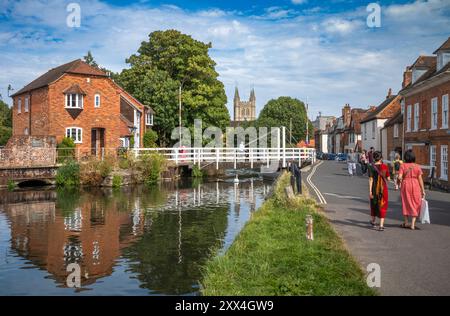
[306,161,327,204]
[323,192,365,201]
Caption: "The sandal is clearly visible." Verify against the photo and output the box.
[370,220,376,227]
[400,223,410,229]
[411,226,421,230]
[377,226,385,231]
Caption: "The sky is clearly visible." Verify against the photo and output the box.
[0,0,449,119]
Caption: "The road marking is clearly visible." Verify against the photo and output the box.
[306,161,327,204]
[323,192,365,201]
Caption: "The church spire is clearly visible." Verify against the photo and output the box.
[249,88,255,101]
[234,87,240,102]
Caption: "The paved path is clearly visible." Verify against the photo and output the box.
[305,160,450,296]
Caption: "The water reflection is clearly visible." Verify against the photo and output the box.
[0,178,272,295]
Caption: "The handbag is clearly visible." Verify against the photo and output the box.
[420,199,430,224]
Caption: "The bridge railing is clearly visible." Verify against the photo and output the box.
[133,147,316,169]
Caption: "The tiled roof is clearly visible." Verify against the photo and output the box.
[384,110,403,127]
[360,95,399,123]
[11,59,107,97]
[433,37,450,54]
[63,84,86,95]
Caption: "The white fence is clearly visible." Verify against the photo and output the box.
[133,147,316,170]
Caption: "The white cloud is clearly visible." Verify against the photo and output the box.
[322,18,362,35]
[291,0,308,5]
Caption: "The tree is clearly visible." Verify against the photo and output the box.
[117,30,230,146]
[0,100,12,146]
[83,51,99,68]
[257,97,313,144]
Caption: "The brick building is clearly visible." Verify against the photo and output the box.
[400,37,450,189]
[10,59,154,157]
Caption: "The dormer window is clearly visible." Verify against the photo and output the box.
[412,68,427,84]
[65,94,84,109]
[437,51,450,72]
[63,84,86,109]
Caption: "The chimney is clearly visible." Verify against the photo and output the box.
[402,66,412,88]
[386,88,392,99]
[342,104,351,127]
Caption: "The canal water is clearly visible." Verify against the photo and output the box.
[0,177,272,295]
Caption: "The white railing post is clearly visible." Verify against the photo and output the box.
[250,148,253,168]
[216,148,219,170]
[282,126,286,169]
[234,148,237,169]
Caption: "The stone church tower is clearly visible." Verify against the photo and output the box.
[233,87,256,122]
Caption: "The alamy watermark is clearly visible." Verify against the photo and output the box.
[66,3,81,28]
[366,263,381,288]
[367,3,381,28]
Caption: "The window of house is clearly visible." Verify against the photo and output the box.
[441,145,448,181]
[431,97,438,129]
[24,97,29,112]
[94,94,101,108]
[372,121,376,139]
[145,112,153,126]
[406,105,412,131]
[442,94,449,128]
[394,124,399,138]
[24,127,29,135]
[18,98,22,113]
[364,124,367,140]
[430,145,437,171]
[414,103,419,131]
[65,94,84,109]
[401,99,405,114]
[66,127,83,143]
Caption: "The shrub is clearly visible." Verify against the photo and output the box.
[56,161,80,187]
[79,156,114,186]
[7,179,16,191]
[139,153,166,186]
[112,175,123,188]
[143,130,158,148]
[192,164,203,178]
[57,137,76,163]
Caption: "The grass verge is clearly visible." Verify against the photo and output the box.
[201,172,376,296]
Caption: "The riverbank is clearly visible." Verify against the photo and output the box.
[201,172,376,296]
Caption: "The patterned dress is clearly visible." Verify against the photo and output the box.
[398,163,423,217]
[368,163,390,219]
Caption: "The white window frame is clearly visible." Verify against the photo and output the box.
[65,94,84,109]
[431,97,438,130]
[18,98,22,114]
[94,94,101,108]
[414,103,419,131]
[441,145,448,181]
[394,124,399,138]
[24,97,29,113]
[65,127,83,144]
[145,112,153,126]
[364,123,367,140]
[406,105,412,132]
[372,121,376,139]
[442,94,448,129]
[430,145,437,174]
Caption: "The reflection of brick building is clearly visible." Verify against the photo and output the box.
[10,59,154,157]
[3,190,144,287]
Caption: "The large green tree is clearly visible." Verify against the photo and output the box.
[257,96,313,145]
[0,100,12,146]
[117,30,230,146]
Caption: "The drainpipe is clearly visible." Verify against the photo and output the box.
[28,92,32,136]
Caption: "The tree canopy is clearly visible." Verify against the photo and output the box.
[116,30,230,146]
[257,96,313,144]
[0,100,12,146]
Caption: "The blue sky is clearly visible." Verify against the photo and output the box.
[0,0,449,119]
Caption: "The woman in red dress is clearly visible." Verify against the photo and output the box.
[398,150,426,230]
[368,151,390,231]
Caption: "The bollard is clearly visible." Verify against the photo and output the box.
[306,215,314,241]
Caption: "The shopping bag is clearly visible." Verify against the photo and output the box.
[420,199,430,224]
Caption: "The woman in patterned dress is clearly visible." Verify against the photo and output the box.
[368,151,390,231]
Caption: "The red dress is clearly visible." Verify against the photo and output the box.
[368,163,390,218]
[399,163,423,217]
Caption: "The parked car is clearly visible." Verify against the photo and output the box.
[337,153,347,161]
[327,153,337,160]
[316,151,324,160]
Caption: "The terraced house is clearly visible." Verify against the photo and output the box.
[400,37,450,190]
[10,59,155,158]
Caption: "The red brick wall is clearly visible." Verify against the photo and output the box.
[12,89,48,136]
[404,80,449,186]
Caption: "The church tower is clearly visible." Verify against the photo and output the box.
[233,87,256,122]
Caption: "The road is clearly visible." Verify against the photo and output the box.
[304,160,450,296]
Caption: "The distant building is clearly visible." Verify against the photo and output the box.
[312,113,335,153]
[360,89,401,152]
[233,87,256,122]
[381,110,403,161]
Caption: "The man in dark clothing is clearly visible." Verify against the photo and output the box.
[368,147,374,164]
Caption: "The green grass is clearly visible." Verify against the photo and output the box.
[201,172,377,296]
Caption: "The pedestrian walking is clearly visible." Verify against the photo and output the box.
[398,150,426,230]
[368,151,390,231]
[360,149,368,174]
[367,147,374,164]
[347,149,357,176]
[392,153,403,190]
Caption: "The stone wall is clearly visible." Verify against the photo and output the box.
[1,135,57,168]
